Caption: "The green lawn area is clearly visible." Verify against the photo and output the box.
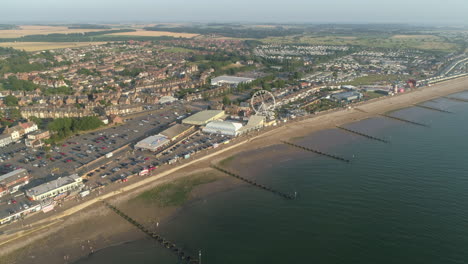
[219,155,236,167]
[163,47,194,53]
[135,172,220,207]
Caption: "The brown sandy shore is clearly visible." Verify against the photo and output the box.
[1,77,468,264]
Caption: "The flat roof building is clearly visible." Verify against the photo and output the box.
[25,174,84,201]
[211,76,255,87]
[331,91,363,102]
[0,169,30,197]
[239,115,265,134]
[160,124,194,141]
[0,195,41,225]
[182,110,225,126]
[134,134,170,152]
[202,121,243,136]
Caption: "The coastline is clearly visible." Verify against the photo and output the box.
[1,76,468,263]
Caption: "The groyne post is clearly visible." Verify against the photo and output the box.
[413,104,453,113]
[336,126,389,143]
[102,201,198,263]
[281,141,350,163]
[381,114,429,127]
[211,165,295,200]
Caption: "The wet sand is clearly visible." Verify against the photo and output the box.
[1,77,468,263]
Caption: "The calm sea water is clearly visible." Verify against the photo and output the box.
[76,92,468,264]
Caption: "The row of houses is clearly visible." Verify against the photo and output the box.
[0,121,39,148]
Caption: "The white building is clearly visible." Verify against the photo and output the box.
[211,76,255,87]
[134,134,170,152]
[26,174,84,201]
[203,121,243,136]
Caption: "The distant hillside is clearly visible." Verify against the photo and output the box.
[0,24,17,30]
[68,24,111,29]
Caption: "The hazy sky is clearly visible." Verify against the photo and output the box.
[1,0,467,25]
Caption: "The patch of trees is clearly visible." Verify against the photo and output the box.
[0,51,49,74]
[0,76,38,91]
[0,47,19,55]
[4,95,19,106]
[118,67,145,77]
[77,68,101,76]
[144,26,305,39]
[47,116,104,141]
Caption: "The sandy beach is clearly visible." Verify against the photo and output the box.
[1,76,468,264]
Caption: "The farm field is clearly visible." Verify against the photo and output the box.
[105,30,199,38]
[0,25,110,38]
[0,42,106,51]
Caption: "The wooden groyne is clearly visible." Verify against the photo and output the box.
[211,165,295,200]
[281,141,350,163]
[443,96,468,103]
[414,104,453,113]
[102,201,198,263]
[336,126,389,143]
[381,114,429,127]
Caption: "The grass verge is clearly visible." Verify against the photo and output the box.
[135,172,220,207]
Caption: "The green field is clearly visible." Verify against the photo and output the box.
[162,47,195,53]
[135,172,220,207]
[263,34,459,52]
[219,155,237,167]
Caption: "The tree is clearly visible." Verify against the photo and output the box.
[222,95,231,106]
[29,116,42,126]
[4,95,18,106]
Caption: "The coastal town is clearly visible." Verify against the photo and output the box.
[1,31,468,226]
[0,22,468,264]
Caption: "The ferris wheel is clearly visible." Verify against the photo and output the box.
[250,90,276,118]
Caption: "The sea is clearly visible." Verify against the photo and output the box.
[76,92,468,264]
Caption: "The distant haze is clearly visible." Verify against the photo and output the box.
[1,0,467,25]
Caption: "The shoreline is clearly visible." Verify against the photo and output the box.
[1,76,468,263]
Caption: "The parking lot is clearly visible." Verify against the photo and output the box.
[0,103,186,185]
[79,130,232,188]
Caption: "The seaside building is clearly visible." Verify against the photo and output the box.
[160,124,195,142]
[0,169,30,197]
[238,115,266,134]
[25,130,50,148]
[0,195,41,225]
[182,110,225,126]
[331,91,363,102]
[211,76,255,87]
[25,174,84,201]
[0,134,13,148]
[202,120,243,136]
[134,134,170,152]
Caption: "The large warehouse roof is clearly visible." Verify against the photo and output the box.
[203,121,243,136]
[182,110,225,126]
[135,134,170,152]
[160,124,194,141]
[211,76,255,86]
